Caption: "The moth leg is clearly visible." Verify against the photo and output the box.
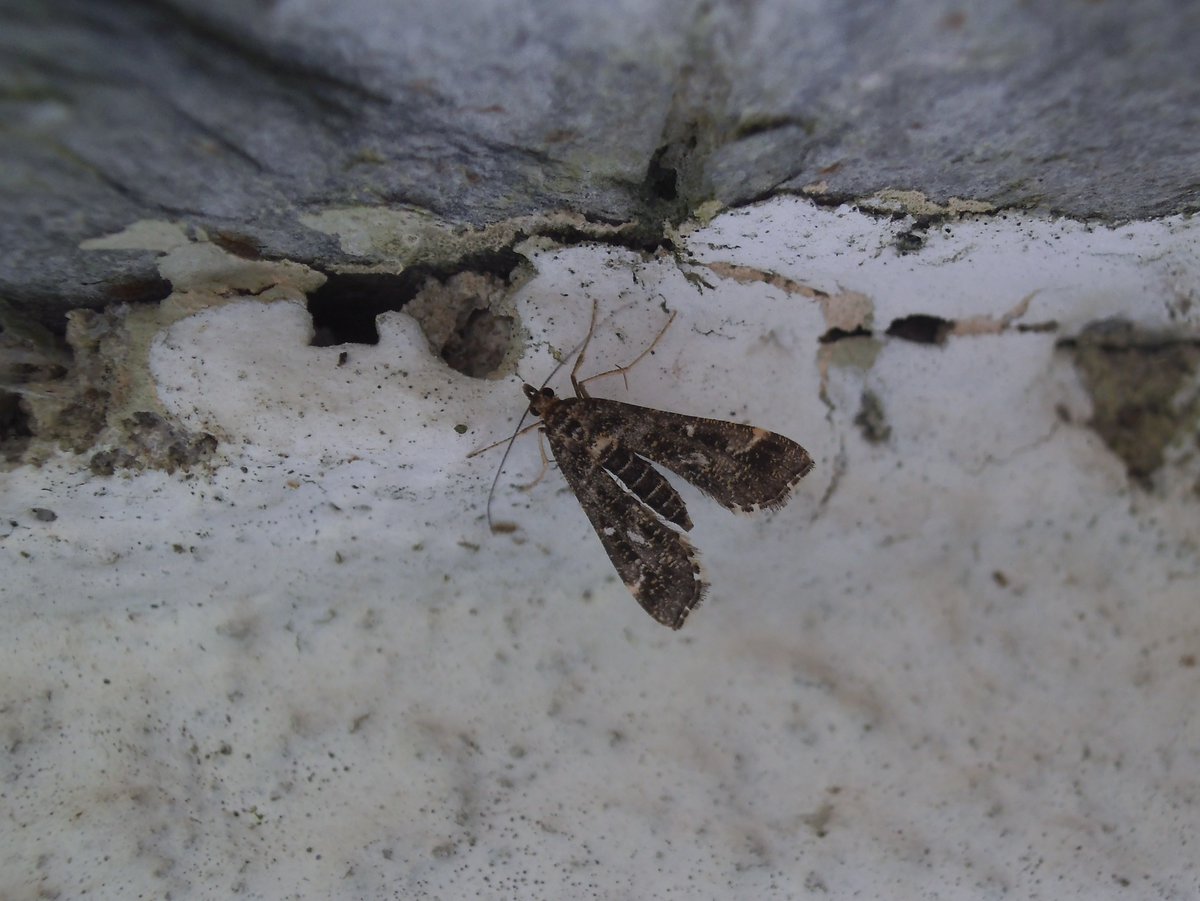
[517,429,553,491]
[466,420,540,458]
[570,298,602,399]
[577,309,677,396]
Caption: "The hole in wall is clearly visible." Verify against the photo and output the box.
[306,250,523,377]
[0,306,72,460]
[308,272,411,346]
[440,308,513,378]
[893,228,927,254]
[644,145,680,202]
[819,326,873,344]
[0,390,32,461]
[886,314,953,345]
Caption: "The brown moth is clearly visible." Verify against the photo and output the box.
[505,304,814,629]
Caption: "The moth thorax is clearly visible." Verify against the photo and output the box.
[562,418,587,442]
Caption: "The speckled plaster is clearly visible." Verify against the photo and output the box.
[2,198,1198,899]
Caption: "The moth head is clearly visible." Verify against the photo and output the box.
[523,383,557,416]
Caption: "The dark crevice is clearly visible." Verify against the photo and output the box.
[644,144,680,202]
[731,115,815,141]
[819,326,872,344]
[308,272,414,346]
[893,228,927,254]
[307,249,527,379]
[307,249,523,348]
[535,221,672,255]
[0,390,33,461]
[1016,320,1059,334]
[102,275,174,306]
[798,188,861,209]
[886,314,953,345]
[209,230,266,260]
[441,308,513,378]
[640,129,700,223]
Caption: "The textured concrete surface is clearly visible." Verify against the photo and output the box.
[2,2,1199,897]
[2,199,1198,899]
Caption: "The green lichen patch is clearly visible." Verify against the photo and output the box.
[1066,320,1200,487]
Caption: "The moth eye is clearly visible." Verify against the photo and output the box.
[541,387,554,398]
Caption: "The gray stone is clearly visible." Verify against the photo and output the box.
[2,0,1198,331]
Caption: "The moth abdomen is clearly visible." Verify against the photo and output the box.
[600,445,692,531]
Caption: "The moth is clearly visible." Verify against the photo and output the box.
[482,304,814,629]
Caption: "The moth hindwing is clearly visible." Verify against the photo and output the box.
[524,383,814,629]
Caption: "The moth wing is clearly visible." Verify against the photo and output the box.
[547,430,706,629]
[591,400,815,514]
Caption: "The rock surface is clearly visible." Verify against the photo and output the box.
[3,0,1198,327]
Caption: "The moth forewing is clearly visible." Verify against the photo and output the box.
[561,398,815,516]
[546,412,704,629]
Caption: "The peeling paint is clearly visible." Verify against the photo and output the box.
[855,189,997,218]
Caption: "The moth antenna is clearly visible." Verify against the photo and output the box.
[480,342,578,531]
[484,407,532,531]
[479,299,635,530]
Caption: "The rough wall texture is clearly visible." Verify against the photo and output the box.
[3,4,1200,895]
[2,0,1198,330]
